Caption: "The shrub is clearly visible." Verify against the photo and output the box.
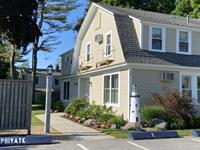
[153,90,194,120]
[152,90,194,129]
[76,109,88,118]
[109,116,125,126]
[86,102,114,119]
[38,93,46,108]
[141,105,167,123]
[169,118,185,129]
[98,113,114,123]
[51,100,64,112]
[191,115,200,129]
[64,98,89,115]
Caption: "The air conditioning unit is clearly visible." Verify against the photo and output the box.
[95,34,103,44]
[161,72,174,81]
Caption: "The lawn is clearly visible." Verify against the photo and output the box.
[98,128,196,138]
[31,105,45,126]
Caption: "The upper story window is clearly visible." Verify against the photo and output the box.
[149,26,165,52]
[177,30,191,54]
[85,42,91,62]
[105,31,112,57]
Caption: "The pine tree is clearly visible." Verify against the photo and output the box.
[31,0,79,101]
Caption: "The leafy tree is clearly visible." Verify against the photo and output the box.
[31,0,79,101]
[0,0,40,79]
[0,36,30,78]
[74,0,176,31]
[172,0,200,18]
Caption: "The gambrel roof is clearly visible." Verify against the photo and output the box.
[97,3,200,68]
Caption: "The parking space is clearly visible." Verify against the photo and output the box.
[1,137,200,150]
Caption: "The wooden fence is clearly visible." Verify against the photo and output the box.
[0,80,32,134]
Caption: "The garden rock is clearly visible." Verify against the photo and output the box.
[83,119,95,126]
[122,122,141,130]
[150,118,165,127]
[155,122,168,130]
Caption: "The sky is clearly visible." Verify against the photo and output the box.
[26,0,87,69]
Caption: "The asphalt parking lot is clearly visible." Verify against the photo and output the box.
[1,136,200,150]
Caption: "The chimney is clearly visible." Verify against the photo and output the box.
[56,64,59,72]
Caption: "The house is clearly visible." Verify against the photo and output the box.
[59,2,200,121]
[20,67,61,102]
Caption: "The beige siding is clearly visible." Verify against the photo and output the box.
[90,74,103,105]
[192,31,200,55]
[143,24,149,50]
[132,69,179,106]
[79,9,125,72]
[133,21,141,47]
[166,28,176,53]
[89,69,129,120]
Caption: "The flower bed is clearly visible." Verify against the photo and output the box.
[63,98,126,129]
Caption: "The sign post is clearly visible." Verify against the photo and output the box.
[44,65,53,134]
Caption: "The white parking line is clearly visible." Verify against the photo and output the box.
[190,138,200,143]
[76,144,89,150]
[127,141,150,150]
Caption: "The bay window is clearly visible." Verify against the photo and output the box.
[104,73,119,105]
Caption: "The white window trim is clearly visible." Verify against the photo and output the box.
[63,80,70,101]
[102,72,120,107]
[176,29,192,55]
[85,42,91,63]
[149,26,166,52]
[179,72,200,105]
[104,31,113,58]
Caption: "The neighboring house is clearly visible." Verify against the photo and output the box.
[59,2,200,121]
[20,67,61,102]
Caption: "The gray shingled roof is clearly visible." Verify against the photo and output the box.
[97,3,200,29]
[97,3,200,67]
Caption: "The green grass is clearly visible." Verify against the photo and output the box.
[98,128,197,138]
[31,105,45,126]
[176,129,193,137]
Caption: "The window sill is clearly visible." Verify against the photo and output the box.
[177,51,191,55]
[149,49,165,53]
[105,103,120,107]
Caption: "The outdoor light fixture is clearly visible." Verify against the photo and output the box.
[47,64,53,76]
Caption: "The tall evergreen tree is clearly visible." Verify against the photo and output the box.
[31,0,79,101]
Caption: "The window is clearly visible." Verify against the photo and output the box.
[85,43,91,62]
[63,81,70,100]
[105,32,112,56]
[177,30,191,54]
[181,76,192,97]
[103,73,119,105]
[149,26,165,52]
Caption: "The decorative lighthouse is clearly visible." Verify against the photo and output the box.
[130,84,141,123]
